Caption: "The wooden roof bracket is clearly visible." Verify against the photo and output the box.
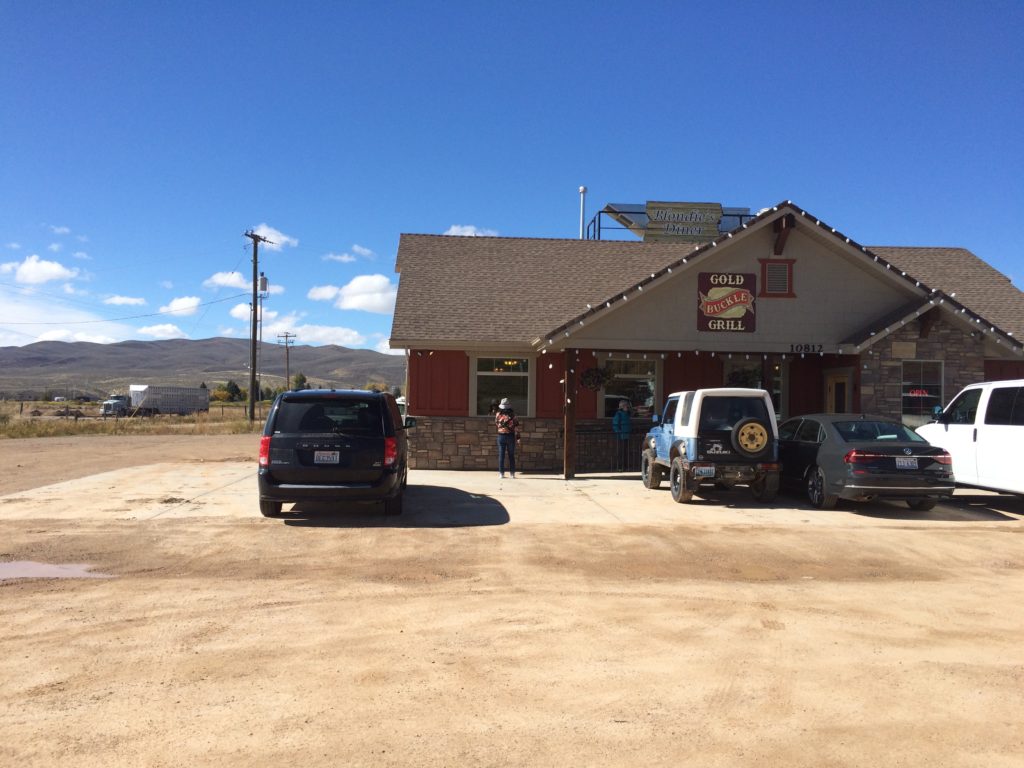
[919,306,939,338]
[773,213,796,255]
[770,214,794,256]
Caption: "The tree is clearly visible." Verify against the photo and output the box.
[364,379,387,392]
[391,385,402,398]
[292,372,308,391]
[223,380,243,401]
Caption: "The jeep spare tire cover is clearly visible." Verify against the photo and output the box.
[731,417,770,458]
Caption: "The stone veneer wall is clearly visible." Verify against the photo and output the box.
[407,417,641,472]
[859,313,984,418]
[407,416,564,472]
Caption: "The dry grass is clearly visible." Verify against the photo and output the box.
[0,400,266,439]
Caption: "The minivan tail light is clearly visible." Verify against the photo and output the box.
[384,436,398,467]
[259,435,272,467]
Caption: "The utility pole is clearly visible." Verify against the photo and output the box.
[244,230,272,422]
[278,331,296,390]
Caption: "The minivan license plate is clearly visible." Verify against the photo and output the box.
[314,450,340,464]
[895,456,918,469]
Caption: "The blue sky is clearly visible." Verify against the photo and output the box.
[2,1,1021,352]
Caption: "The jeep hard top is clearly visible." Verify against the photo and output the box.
[641,387,780,503]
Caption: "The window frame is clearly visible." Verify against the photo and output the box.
[597,356,660,419]
[900,360,944,425]
[469,353,534,417]
[757,258,796,298]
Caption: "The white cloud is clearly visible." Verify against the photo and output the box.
[6,242,21,250]
[48,243,61,252]
[307,275,396,314]
[72,251,90,260]
[1,254,79,284]
[76,234,88,243]
[159,296,201,316]
[204,270,284,294]
[352,244,374,258]
[0,286,135,346]
[274,322,366,346]
[334,274,397,314]
[204,271,249,290]
[230,302,278,322]
[444,224,498,237]
[307,285,340,301]
[49,225,70,235]
[105,295,147,306]
[375,337,404,355]
[62,283,87,296]
[38,329,117,344]
[138,323,187,339]
[252,223,298,251]
[323,252,356,263]
[160,280,173,289]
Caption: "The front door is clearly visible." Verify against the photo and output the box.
[825,372,850,414]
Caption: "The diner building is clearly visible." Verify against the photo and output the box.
[389,200,1024,474]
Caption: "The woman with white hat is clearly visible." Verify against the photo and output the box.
[494,397,521,478]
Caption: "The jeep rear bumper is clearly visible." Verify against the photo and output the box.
[686,461,780,486]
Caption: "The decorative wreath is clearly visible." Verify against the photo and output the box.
[580,366,613,391]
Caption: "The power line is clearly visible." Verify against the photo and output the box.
[0,290,247,323]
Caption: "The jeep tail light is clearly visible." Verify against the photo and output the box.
[259,435,272,467]
[384,436,398,467]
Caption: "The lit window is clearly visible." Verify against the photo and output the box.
[901,361,942,426]
[758,258,795,298]
[475,357,529,416]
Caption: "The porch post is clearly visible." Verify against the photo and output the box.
[563,350,577,478]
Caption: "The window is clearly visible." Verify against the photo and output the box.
[602,358,657,418]
[985,386,1024,425]
[901,361,943,425]
[758,258,796,298]
[944,388,981,425]
[475,357,529,416]
[795,419,824,443]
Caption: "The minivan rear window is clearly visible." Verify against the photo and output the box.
[274,398,383,435]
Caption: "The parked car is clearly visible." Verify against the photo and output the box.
[778,413,954,510]
[257,389,416,517]
[642,388,780,503]
[916,379,1024,495]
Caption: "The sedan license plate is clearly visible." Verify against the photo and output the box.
[895,456,918,470]
[314,450,340,464]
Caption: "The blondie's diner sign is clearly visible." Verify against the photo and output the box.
[698,272,756,332]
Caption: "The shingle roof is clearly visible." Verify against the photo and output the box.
[391,211,1024,351]
[869,246,1024,340]
[391,234,700,347]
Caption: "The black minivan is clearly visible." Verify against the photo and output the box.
[257,390,416,517]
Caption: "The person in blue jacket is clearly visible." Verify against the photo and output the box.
[612,399,632,471]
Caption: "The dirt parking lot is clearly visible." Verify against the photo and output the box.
[1,434,1023,767]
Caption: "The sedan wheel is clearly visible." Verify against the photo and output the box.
[806,466,838,509]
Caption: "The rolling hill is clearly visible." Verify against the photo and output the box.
[0,338,407,400]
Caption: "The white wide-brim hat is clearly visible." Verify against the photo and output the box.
[499,398,512,409]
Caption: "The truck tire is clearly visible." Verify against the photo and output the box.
[751,472,779,503]
[641,449,663,489]
[669,457,694,503]
[731,417,771,459]
[259,499,283,517]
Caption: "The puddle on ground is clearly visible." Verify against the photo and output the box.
[0,561,114,580]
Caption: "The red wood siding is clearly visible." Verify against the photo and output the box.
[536,353,565,418]
[787,357,824,416]
[664,354,723,394]
[407,350,468,416]
[984,359,1024,381]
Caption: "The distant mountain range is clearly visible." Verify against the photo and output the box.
[0,338,407,400]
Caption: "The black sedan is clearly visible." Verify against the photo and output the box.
[778,414,955,510]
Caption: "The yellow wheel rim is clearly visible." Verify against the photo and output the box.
[737,423,768,452]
